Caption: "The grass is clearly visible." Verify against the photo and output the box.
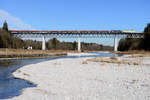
[82,61,88,64]
[114,50,150,55]
[87,57,117,63]
[87,57,140,65]
[0,48,71,55]
[0,49,69,59]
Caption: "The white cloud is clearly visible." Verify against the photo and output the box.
[0,9,32,30]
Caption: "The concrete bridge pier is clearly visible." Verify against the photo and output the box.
[42,36,46,50]
[78,36,81,52]
[114,36,118,52]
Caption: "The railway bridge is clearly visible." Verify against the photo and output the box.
[10,30,143,52]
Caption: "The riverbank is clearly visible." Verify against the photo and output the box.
[114,50,150,55]
[0,49,71,59]
[0,49,114,59]
[8,53,150,100]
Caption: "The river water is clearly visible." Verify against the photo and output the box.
[0,52,116,99]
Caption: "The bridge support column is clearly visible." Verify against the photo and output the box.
[114,36,118,52]
[78,36,81,52]
[42,36,46,50]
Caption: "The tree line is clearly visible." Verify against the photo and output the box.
[46,39,108,51]
[0,21,113,51]
[2,21,149,51]
[118,23,150,51]
[0,21,24,48]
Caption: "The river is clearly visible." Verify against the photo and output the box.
[0,52,116,99]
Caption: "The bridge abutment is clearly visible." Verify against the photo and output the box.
[114,36,118,52]
[42,36,46,50]
[78,36,81,52]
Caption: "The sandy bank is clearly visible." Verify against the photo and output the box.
[8,54,150,100]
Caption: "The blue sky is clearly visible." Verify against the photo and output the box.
[0,0,149,46]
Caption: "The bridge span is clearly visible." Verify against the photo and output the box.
[10,30,143,52]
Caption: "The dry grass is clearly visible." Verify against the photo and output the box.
[82,61,88,64]
[0,49,74,55]
[87,57,117,63]
[115,50,150,55]
[100,63,105,66]
[0,49,73,58]
[87,57,141,65]
[0,49,108,55]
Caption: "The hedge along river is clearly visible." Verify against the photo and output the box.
[0,52,117,99]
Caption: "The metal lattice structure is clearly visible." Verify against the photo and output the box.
[10,30,144,38]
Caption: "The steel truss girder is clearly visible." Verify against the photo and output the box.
[12,32,143,39]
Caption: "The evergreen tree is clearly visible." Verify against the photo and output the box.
[2,20,8,32]
[142,23,150,50]
[73,41,77,50]
[52,38,58,49]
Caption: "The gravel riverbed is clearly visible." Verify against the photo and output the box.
[7,53,150,100]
